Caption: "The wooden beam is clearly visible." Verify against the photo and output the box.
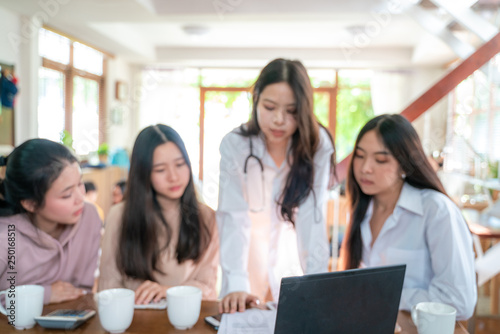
[401,32,500,122]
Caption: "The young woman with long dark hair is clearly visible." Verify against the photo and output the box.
[218,58,335,313]
[98,124,219,303]
[0,139,101,304]
[338,114,476,320]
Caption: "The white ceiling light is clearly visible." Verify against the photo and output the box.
[182,25,211,36]
[345,25,366,36]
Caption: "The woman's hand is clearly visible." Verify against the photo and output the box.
[50,281,86,304]
[219,291,260,313]
[135,280,169,305]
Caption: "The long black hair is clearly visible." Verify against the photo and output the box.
[118,124,211,281]
[0,139,78,217]
[339,114,446,270]
[241,58,336,224]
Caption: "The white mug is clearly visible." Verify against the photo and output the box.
[166,286,202,330]
[95,288,135,333]
[411,302,457,334]
[0,284,44,330]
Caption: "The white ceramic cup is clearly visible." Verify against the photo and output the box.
[95,288,135,333]
[166,286,202,330]
[411,302,457,334]
[0,284,44,330]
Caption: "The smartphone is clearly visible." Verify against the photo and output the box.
[134,299,167,310]
[204,313,222,330]
[34,309,95,330]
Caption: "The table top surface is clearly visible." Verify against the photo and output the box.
[0,295,469,333]
[469,222,500,238]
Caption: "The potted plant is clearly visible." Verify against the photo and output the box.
[97,143,109,164]
[60,130,74,152]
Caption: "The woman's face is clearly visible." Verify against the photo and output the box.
[256,82,298,149]
[34,162,85,228]
[112,186,123,204]
[150,142,190,205]
[353,130,404,197]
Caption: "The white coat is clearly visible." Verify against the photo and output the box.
[217,126,333,301]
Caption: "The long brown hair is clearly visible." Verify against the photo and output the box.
[118,124,211,281]
[240,58,336,224]
[339,114,446,270]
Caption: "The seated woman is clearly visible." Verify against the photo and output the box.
[338,114,477,320]
[0,139,102,304]
[99,124,219,303]
[84,181,104,220]
[111,180,126,205]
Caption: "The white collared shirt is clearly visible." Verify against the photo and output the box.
[360,183,477,320]
[217,126,333,301]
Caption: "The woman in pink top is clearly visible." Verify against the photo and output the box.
[99,125,219,304]
[0,139,102,304]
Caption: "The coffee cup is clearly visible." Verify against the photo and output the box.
[95,288,134,333]
[0,284,44,330]
[166,286,202,330]
[411,302,456,334]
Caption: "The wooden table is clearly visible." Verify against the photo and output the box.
[0,295,468,333]
[469,222,500,239]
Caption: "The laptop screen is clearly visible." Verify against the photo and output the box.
[274,265,406,334]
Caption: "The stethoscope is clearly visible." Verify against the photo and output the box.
[242,135,323,221]
[243,137,266,212]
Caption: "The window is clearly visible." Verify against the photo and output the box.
[38,28,106,156]
[73,42,104,76]
[336,70,374,162]
[446,54,500,177]
[39,29,70,65]
[38,67,65,142]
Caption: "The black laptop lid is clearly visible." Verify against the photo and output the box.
[274,265,406,334]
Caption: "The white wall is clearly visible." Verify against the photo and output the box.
[408,68,448,155]
[17,16,40,146]
[370,66,449,155]
[0,7,39,146]
[0,8,47,145]
[0,7,20,66]
[105,57,136,152]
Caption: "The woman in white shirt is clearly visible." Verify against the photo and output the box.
[217,58,335,313]
[339,114,477,320]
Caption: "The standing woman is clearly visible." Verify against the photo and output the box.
[218,58,335,313]
[0,139,102,304]
[339,114,476,320]
[99,124,219,303]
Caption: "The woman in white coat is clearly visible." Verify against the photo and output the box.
[217,58,335,313]
[339,114,477,320]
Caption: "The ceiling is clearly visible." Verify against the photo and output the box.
[0,0,497,68]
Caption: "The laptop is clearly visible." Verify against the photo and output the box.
[274,264,406,334]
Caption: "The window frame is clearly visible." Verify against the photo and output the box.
[39,28,107,147]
